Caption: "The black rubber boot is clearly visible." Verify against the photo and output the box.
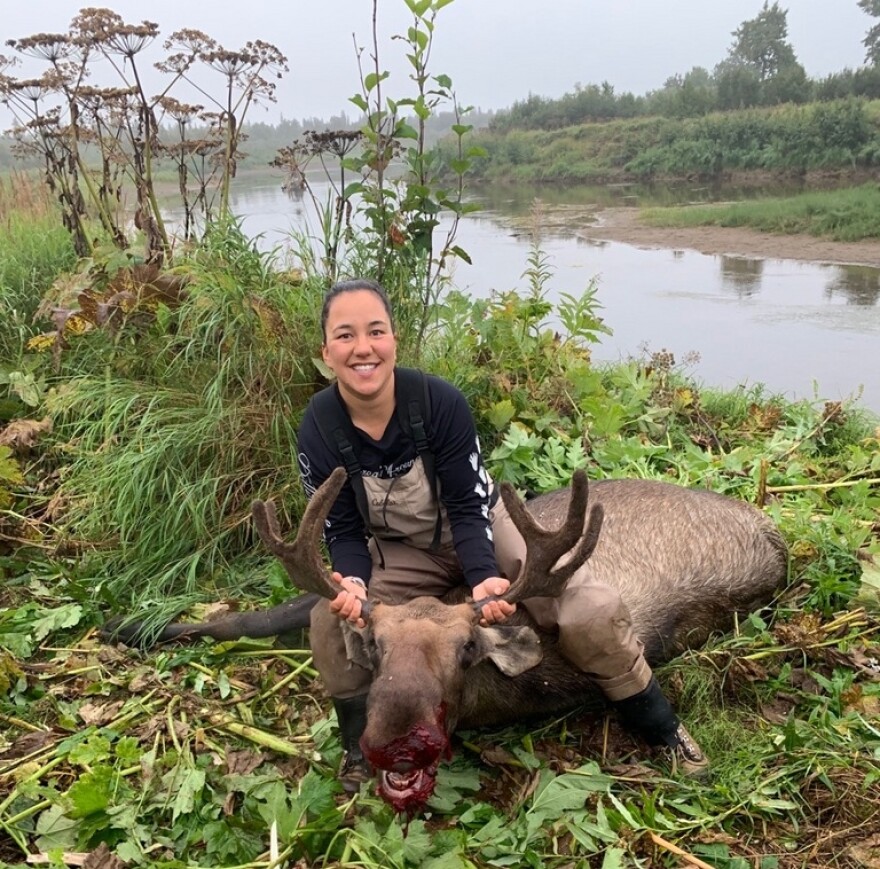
[612,678,708,777]
[332,694,372,793]
[613,677,680,745]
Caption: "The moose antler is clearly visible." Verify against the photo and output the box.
[251,467,347,601]
[498,469,603,603]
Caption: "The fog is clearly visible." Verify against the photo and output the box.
[1,1,872,125]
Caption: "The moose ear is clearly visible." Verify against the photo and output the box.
[478,625,543,676]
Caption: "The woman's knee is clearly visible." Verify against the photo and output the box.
[557,584,638,674]
[558,584,629,632]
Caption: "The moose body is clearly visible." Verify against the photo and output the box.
[367,477,787,730]
[106,469,787,813]
[351,476,787,810]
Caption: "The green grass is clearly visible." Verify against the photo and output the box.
[640,183,880,241]
[0,175,76,362]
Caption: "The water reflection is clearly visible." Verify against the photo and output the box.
[720,256,764,298]
[471,178,816,212]
[824,264,880,306]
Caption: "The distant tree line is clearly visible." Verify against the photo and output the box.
[490,2,880,132]
[0,109,495,174]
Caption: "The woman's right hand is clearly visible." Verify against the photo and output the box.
[328,571,368,627]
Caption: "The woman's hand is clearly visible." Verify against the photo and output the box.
[328,572,368,628]
[472,577,517,625]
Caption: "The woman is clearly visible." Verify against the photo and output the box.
[297,278,706,792]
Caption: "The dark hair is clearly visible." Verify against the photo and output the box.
[320,278,395,341]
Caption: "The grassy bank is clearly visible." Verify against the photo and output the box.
[1,185,879,867]
[639,183,880,242]
[464,99,880,187]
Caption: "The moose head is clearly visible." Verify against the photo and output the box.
[251,468,604,812]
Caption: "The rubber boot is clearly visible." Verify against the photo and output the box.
[332,694,372,793]
[612,677,708,777]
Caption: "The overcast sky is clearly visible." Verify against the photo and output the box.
[1,1,872,125]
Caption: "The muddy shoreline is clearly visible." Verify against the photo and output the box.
[578,208,880,268]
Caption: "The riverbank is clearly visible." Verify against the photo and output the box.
[580,207,880,268]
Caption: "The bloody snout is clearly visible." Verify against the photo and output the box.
[361,717,450,772]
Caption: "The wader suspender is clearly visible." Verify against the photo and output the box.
[311,368,443,551]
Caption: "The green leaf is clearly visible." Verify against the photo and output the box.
[409,27,429,51]
[114,736,141,764]
[523,768,608,837]
[449,245,472,264]
[421,853,474,869]
[9,371,42,407]
[405,0,433,16]
[32,604,84,642]
[750,796,800,811]
[171,766,206,821]
[857,559,880,607]
[0,445,24,486]
[0,630,33,658]
[35,805,79,851]
[601,848,626,869]
[349,93,368,112]
[608,791,642,828]
[487,400,516,431]
[290,769,339,824]
[364,70,390,92]
[427,763,482,812]
[402,819,433,865]
[435,73,453,88]
[396,121,420,140]
[68,766,114,818]
[69,733,112,766]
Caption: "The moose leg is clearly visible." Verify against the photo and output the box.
[310,601,373,791]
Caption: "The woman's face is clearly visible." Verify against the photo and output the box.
[322,288,397,404]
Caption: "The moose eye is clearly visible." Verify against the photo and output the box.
[460,639,477,667]
[365,635,380,663]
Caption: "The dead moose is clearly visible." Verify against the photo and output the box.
[107,468,788,813]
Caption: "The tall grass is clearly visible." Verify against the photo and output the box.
[640,183,880,241]
[46,222,327,619]
[0,173,76,362]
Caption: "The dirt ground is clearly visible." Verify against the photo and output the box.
[578,207,880,268]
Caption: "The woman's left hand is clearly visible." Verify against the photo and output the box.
[472,577,517,626]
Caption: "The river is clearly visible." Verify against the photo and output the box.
[170,177,880,414]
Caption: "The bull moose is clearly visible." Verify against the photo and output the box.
[108,467,788,814]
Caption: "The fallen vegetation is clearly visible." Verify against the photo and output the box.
[1,1,879,863]
[1,212,879,865]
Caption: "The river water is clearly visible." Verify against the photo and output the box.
[175,177,880,414]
